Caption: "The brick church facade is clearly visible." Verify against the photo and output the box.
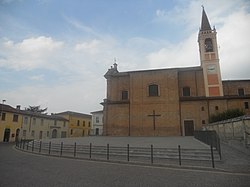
[102,8,250,136]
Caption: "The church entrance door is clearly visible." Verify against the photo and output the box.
[184,120,194,136]
[3,128,10,142]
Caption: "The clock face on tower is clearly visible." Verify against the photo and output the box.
[207,65,216,74]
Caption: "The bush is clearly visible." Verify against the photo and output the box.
[209,108,245,123]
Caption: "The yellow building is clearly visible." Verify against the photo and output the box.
[55,111,92,137]
[0,104,22,142]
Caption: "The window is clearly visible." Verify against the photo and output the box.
[32,118,36,125]
[238,88,245,96]
[47,131,49,137]
[88,122,91,127]
[149,84,159,96]
[61,131,67,138]
[54,120,57,126]
[205,38,213,52]
[24,117,28,124]
[82,130,85,136]
[63,121,66,127]
[183,87,191,96]
[244,102,249,109]
[201,107,205,111]
[83,121,85,127]
[121,90,129,100]
[1,113,6,121]
[202,120,206,124]
[23,130,26,137]
[13,114,18,122]
[39,131,43,139]
[41,119,44,126]
[215,106,219,110]
[77,120,80,126]
[31,130,35,137]
[70,129,73,135]
[96,117,99,123]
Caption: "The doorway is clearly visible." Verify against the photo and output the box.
[95,128,99,135]
[3,128,10,142]
[52,129,57,138]
[184,120,194,136]
[15,129,20,142]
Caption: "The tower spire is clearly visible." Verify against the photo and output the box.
[200,6,211,31]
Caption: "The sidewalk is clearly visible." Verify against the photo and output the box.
[215,142,250,173]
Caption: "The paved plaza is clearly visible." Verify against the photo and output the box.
[0,142,250,187]
[18,136,250,173]
[43,136,210,149]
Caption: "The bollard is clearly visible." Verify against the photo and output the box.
[107,144,110,161]
[60,142,63,156]
[178,145,182,166]
[32,140,34,152]
[22,140,25,150]
[89,143,92,159]
[39,141,42,153]
[48,142,51,155]
[151,145,153,164]
[19,139,22,149]
[127,144,130,162]
[74,142,76,157]
[211,144,215,168]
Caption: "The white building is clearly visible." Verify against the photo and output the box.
[91,110,103,135]
[21,112,69,140]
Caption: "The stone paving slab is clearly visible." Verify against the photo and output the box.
[43,136,211,149]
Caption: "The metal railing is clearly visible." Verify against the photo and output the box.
[194,130,221,160]
[16,139,220,168]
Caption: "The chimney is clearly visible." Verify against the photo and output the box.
[16,105,21,110]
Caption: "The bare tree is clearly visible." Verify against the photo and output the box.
[25,105,48,114]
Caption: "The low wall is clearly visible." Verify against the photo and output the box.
[206,115,250,142]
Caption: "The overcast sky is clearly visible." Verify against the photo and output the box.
[0,0,250,114]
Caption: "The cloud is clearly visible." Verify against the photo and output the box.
[0,36,63,70]
[147,33,199,69]
[218,8,250,79]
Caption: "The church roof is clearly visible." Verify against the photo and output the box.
[105,66,202,78]
[200,7,211,31]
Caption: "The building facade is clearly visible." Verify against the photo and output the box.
[21,113,68,140]
[55,111,92,137]
[0,104,22,142]
[102,8,250,136]
[91,110,103,135]
[0,104,69,142]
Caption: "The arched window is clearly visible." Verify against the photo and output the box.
[149,84,159,96]
[183,87,191,96]
[205,38,213,52]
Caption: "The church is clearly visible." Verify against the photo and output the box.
[102,8,250,136]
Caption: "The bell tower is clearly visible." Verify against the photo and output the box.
[198,7,223,97]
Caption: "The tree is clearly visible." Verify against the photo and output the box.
[25,105,48,114]
[209,108,245,123]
